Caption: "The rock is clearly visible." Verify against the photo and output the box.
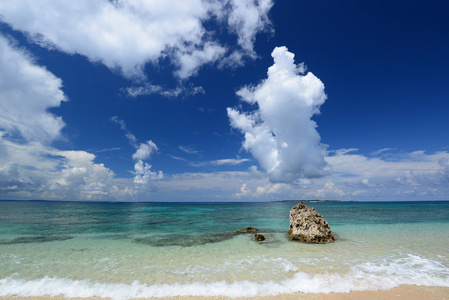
[1,235,73,244]
[287,202,337,244]
[254,233,265,241]
[233,227,258,233]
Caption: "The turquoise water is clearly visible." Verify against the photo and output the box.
[0,201,448,298]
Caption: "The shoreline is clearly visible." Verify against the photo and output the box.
[1,285,448,300]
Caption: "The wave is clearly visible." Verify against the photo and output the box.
[1,254,448,299]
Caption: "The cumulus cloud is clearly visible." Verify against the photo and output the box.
[131,142,163,188]
[133,160,163,187]
[110,118,163,189]
[234,183,251,198]
[226,149,449,201]
[0,35,66,143]
[227,46,330,184]
[112,116,163,187]
[132,141,158,161]
[0,0,274,79]
[0,134,116,200]
[147,148,449,201]
[314,180,345,199]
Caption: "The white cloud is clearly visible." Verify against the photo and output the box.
[370,147,396,156]
[179,146,200,155]
[0,134,116,200]
[313,180,345,199]
[189,158,250,167]
[234,183,251,198]
[124,83,205,98]
[174,42,227,79]
[109,184,134,198]
[132,140,158,161]
[255,183,284,196]
[1,135,448,201]
[0,35,118,200]
[322,149,449,200]
[111,117,163,189]
[228,46,330,184]
[133,160,163,188]
[162,170,265,195]
[0,0,274,79]
[326,149,443,182]
[131,140,164,188]
[130,148,449,200]
[111,116,137,146]
[437,158,449,182]
[212,158,250,166]
[226,0,273,57]
[0,35,66,143]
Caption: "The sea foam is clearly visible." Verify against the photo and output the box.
[1,254,448,300]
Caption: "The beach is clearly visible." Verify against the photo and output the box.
[1,286,449,300]
[1,201,448,299]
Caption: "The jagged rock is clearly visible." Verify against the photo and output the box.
[254,233,265,241]
[233,227,258,233]
[287,202,337,244]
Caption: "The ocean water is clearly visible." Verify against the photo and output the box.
[0,200,448,299]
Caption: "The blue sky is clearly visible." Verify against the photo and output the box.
[0,0,448,201]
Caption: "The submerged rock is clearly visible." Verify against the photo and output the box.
[0,235,73,244]
[233,227,258,233]
[254,233,265,241]
[134,232,233,247]
[287,202,337,244]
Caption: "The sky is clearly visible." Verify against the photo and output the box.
[0,0,448,202]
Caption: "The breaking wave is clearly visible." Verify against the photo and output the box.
[1,254,448,299]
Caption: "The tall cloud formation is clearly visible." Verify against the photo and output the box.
[111,117,163,189]
[0,0,273,79]
[132,141,163,187]
[227,46,330,184]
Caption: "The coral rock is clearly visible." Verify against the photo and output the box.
[287,202,337,244]
[254,233,265,241]
[233,227,258,233]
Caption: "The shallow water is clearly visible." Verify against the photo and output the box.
[0,201,448,299]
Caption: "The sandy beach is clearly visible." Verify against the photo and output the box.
[1,286,448,300]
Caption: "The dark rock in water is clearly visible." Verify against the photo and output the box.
[254,233,265,241]
[134,232,233,247]
[288,202,337,244]
[233,227,258,233]
[0,235,73,245]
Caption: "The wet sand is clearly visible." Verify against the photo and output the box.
[1,285,448,300]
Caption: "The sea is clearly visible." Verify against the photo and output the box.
[0,200,448,299]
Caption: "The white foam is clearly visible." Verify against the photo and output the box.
[1,254,448,299]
